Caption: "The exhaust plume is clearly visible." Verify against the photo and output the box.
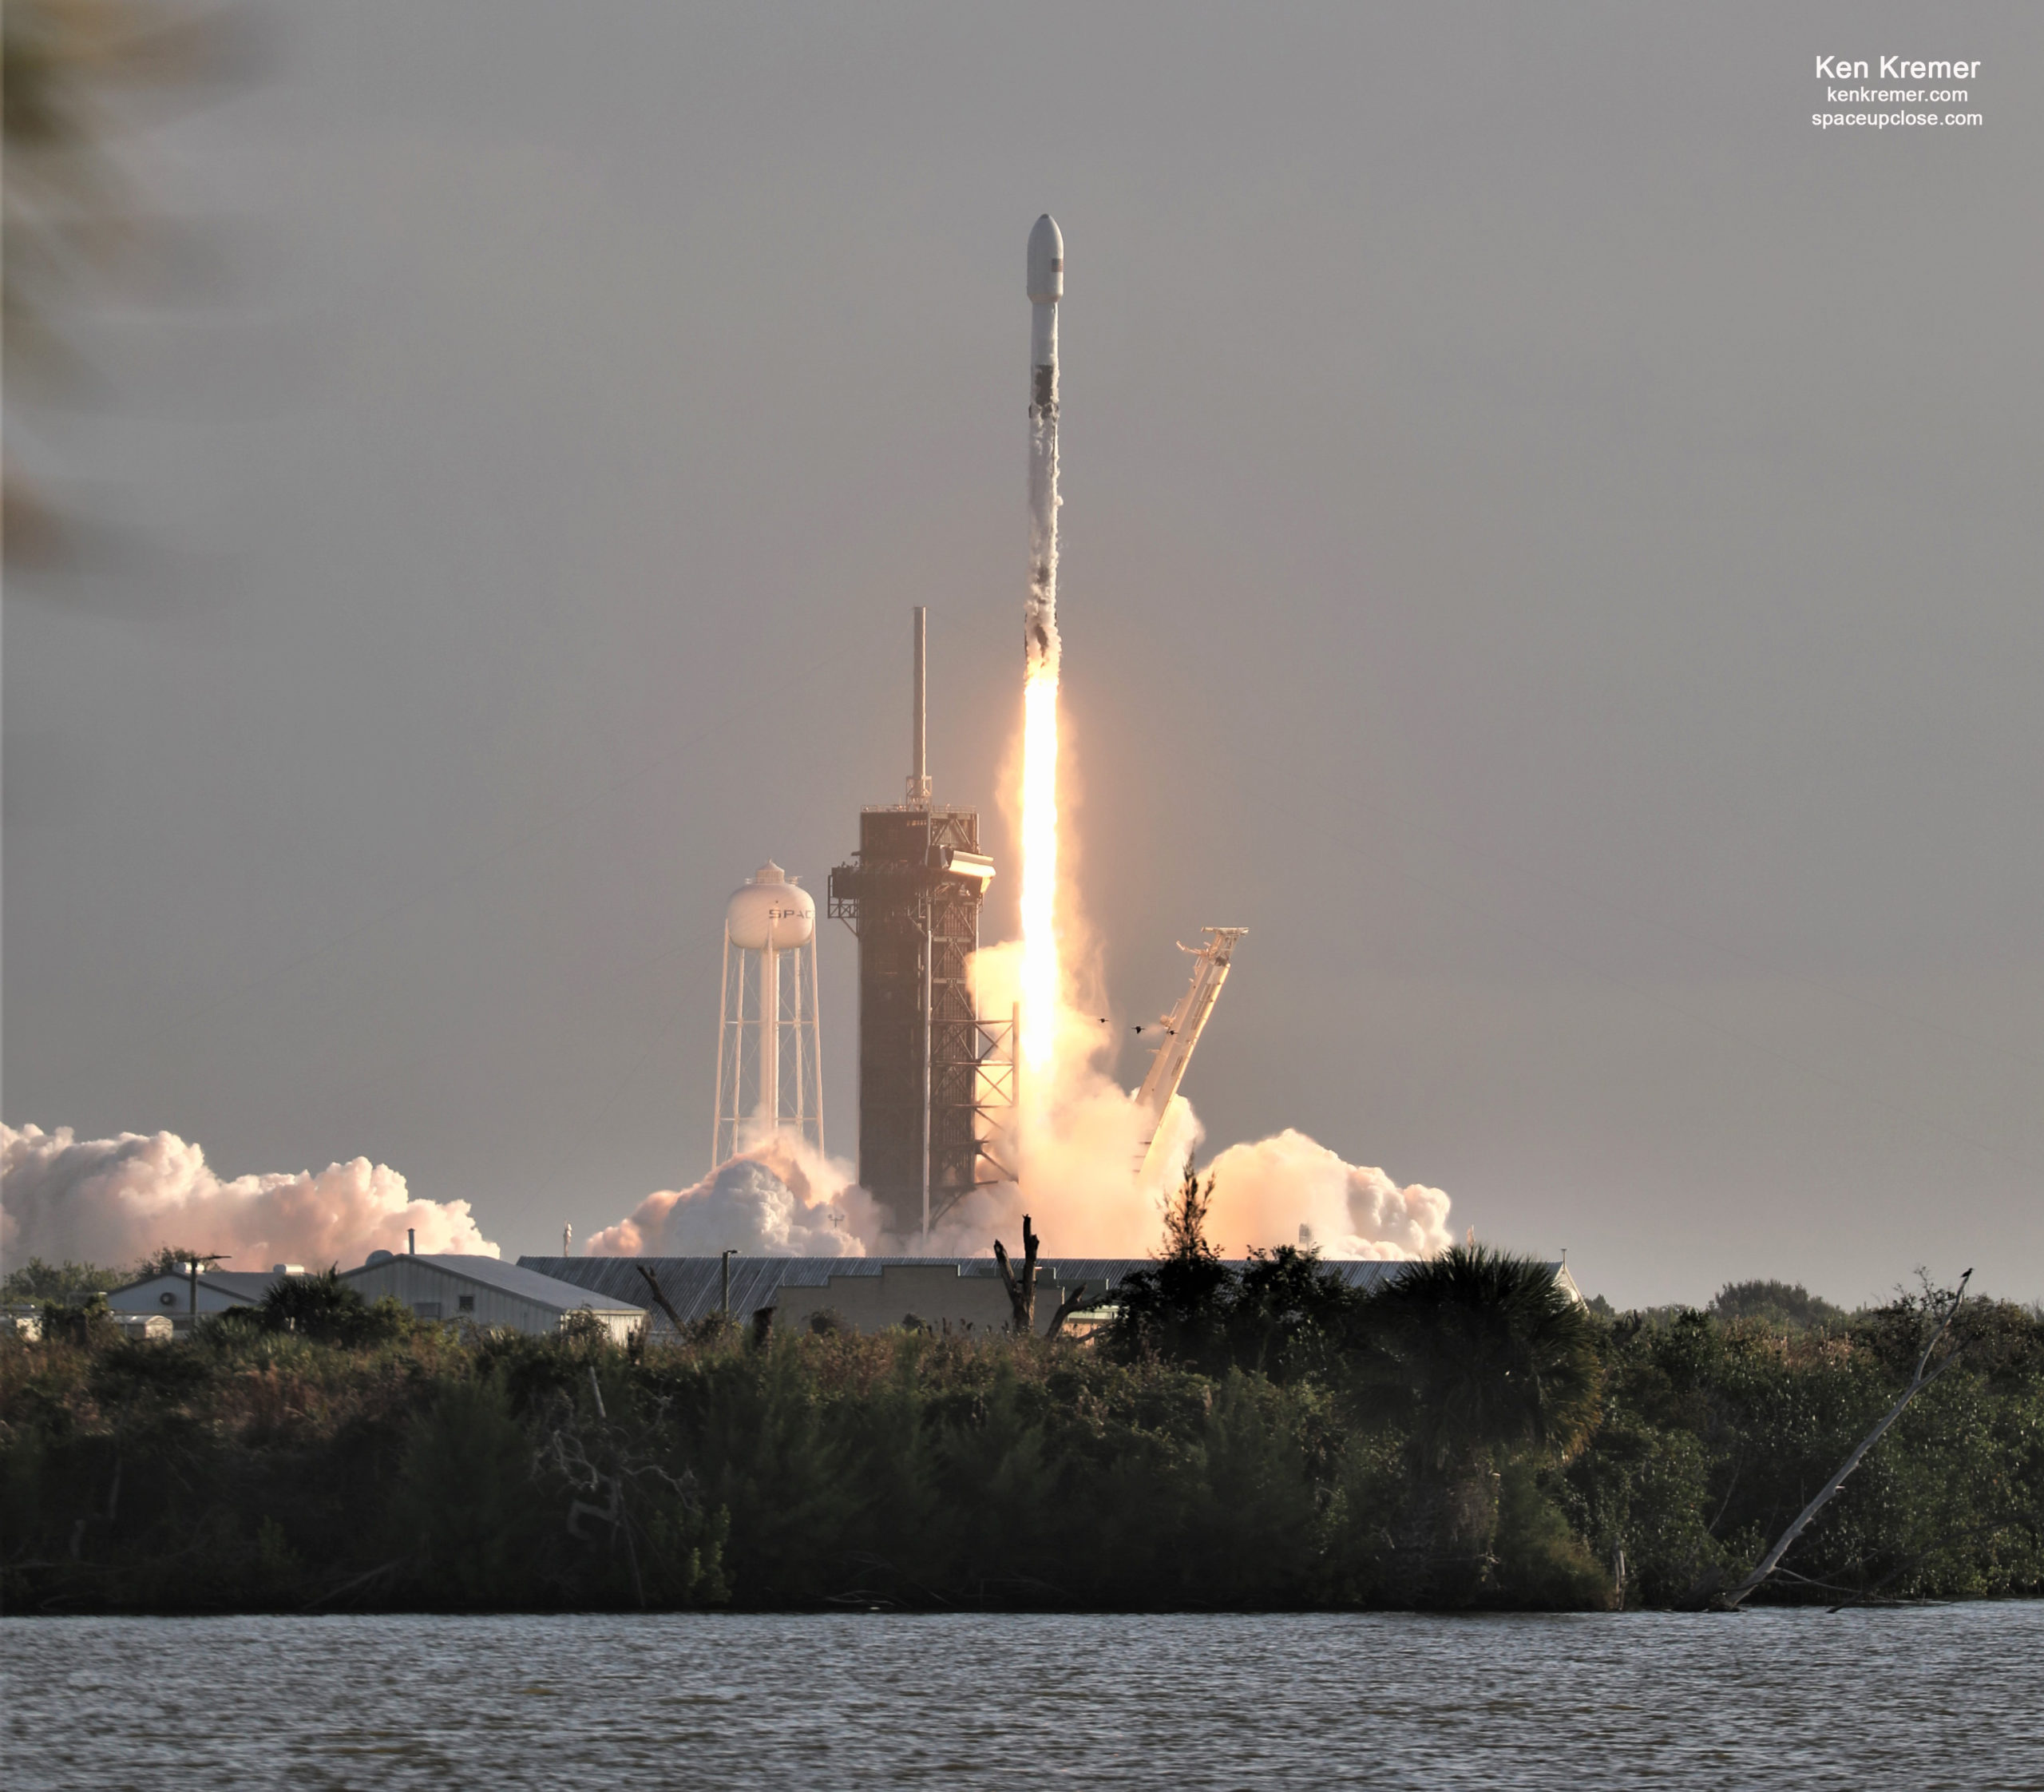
[961,940,1454,1260]
[583,1136,878,1258]
[937,1082,1452,1263]
[1204,1128,1454,1260]
[0,1123,497,1271]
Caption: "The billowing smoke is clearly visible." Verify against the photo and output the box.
[0,1123,497,1271]
[942,938,1454,1262]
[897,1088,1452,1263]
[583,1136,879,1258]
[1205,1129,1453,1260]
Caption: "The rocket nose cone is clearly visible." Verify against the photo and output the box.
[1027,214,1064,302]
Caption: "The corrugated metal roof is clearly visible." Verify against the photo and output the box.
[514,1255,1444,1333]
[107,1270,286,1304]
[345,1254,644,1315]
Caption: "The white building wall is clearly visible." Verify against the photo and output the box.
[109,1275,262,1319]
[344,1259,640,1340]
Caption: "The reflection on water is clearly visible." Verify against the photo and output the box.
[4,1605,2041,1790]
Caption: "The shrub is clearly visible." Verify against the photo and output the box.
[258,1270,411,1346]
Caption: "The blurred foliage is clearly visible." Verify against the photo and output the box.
[1363,1245,1604,1465]
[2,1256,125,1302]
[1,1267,2037,1614]
[252,1268,411,1347]
[1709,1279,1848,1333]
[3,0,253,566]
[34,1288,121,1348]
[128,1247,214,1281]
[0,1248,240,1302]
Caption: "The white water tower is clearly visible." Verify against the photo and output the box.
[712,862,824,1167]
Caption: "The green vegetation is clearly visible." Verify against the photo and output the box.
[2,1194,2038,1614]
[241,1268,414,1347]
[128,1247,216,1283]
[2,1246,233,1307]
[1,1257,127,1304]
[1709,1279,1848,1332]
[2,1288,2035,1616]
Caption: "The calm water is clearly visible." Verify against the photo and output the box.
[4,1606,2042,1789]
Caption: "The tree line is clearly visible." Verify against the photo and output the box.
[2,1175,2038,1612]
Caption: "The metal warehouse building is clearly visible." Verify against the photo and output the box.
[108,1267,303,1334]
[344,1254,644,1341]
[516,1255,1581,1338]
[521,1254,1141,1336]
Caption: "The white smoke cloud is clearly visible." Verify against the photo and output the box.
[1205,1128,1454,1260]
[910,1100,1453,1263]
[0,1123,497,1272]
[940,938,1453,1263]
[584,1136,877,1258]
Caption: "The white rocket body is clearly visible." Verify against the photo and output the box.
[1026,214,1063,675]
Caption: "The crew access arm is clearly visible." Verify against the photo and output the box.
[1133,927,1247,1180]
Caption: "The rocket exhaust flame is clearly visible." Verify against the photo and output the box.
[1020,666,1060,1077]
[963,215,1449,1266]
[1020,213,1064,1082]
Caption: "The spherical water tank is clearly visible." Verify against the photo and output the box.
[725,862,814,951]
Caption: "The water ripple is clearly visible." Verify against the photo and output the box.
[4,1606,2042,1790]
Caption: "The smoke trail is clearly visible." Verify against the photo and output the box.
[0,1123,497,1270]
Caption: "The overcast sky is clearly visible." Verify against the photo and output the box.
[6,2,2040,1306]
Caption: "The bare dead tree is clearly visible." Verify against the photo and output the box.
[531,1384,691,1609]
[633,1263,687,1338]
[1044,1282,1109,1339]
[994,1215,1041,1334]
[1718,1267,1972,1610]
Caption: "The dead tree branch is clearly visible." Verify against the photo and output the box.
[1719,1268,1972,1610]
[530,1388,690,1610]
[633,1263,688,1338]
[994,1215,1040,1334]
[1044,1282,1109,1339]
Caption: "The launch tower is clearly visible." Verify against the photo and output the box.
[829,611,1009,1239]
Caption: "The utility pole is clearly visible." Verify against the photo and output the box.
[720,1248,735,1321]
[186,1253,228,1331]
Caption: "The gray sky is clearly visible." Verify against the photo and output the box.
[7,1,2040,1306]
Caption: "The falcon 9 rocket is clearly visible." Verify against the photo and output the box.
[1025,213,1063,674]
[1018,212,1064,1079]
